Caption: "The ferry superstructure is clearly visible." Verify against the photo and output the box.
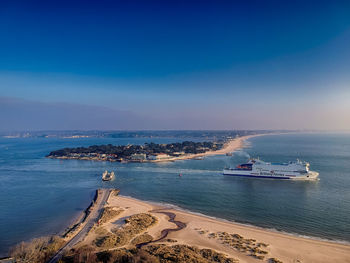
[223,158,319,180]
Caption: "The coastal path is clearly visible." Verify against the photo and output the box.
[47,189,111,263]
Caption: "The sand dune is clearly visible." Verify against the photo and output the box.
[79,194,350,263]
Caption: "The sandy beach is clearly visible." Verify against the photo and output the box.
[150,133,263,163]
[79,194,350,263]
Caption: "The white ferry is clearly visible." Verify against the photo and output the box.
[223,158,319,180]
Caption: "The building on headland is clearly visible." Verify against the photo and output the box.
[130,153,147,161]
[172,151,185,157]
[147,155,157,160]
[148,153,171,160]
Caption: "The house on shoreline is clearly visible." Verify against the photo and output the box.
[130,153,147,161]
[147,153,171,160]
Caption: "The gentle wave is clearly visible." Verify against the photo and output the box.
[125,166,220,174]
[0,165,222,175]
[233,150,251,159]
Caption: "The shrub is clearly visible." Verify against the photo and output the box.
[10,236,64,263]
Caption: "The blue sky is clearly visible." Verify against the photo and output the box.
[0,0,350,131]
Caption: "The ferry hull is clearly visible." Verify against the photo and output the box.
[223,170,319,180]
[223,172,291,179]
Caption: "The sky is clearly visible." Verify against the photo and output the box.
[0,0,350,131]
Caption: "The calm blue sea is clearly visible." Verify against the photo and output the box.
[0,133,349,256]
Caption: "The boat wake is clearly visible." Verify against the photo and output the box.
[233,150,251,159]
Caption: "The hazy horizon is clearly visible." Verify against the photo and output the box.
[1,0,349,131]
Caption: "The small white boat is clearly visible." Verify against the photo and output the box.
[102,170,115,181]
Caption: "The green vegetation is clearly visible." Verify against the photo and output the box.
[203,230,269,260]
[60,244,239,263]
[61,246,159,263]
[145,244,239,263]
[47,141,224,162]
[269,258,283,263]
[99,207,123,224]
[10,236,64,263]
[95,213,158,249]
[131,233,153,245]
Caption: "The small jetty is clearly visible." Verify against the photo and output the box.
[102,170,115,181]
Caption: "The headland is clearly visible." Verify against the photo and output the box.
[73,193,350,263]
[46,134,262,163]
[11,189,350,263]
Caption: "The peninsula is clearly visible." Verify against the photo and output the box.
[47,141,224,162]
[10,189,350,263]
[46,134,266,163]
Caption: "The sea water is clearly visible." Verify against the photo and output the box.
[0,133,349,256]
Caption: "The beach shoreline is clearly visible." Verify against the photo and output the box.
[88,194,349,263]
[119,195,349,246]
[148,133,269,163]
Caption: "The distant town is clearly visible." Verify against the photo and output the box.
[47,141,225,162]
[1,129,280,140]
